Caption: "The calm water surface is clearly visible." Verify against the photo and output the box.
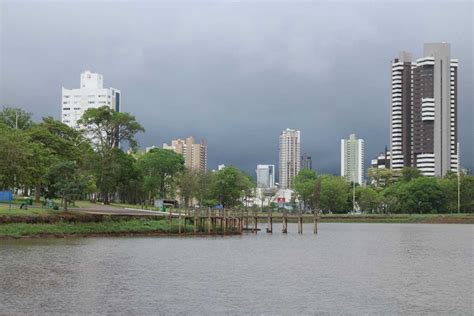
[0,223,472,315]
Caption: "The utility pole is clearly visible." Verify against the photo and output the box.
[352,171,356,213]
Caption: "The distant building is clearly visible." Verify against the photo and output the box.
[279,128,301,189]
[163,136,207,172]
[256,164,275,188]
[218,164,226,171]
[341,133,365,184]
[301,153,312,170]
[390,43,459,176]
[145,146,157,152]
[61,70,121,128]
[371,149,391,169]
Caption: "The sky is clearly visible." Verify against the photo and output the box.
[1,0,473,176]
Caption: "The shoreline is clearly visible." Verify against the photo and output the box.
[0,213,472,239]
[0,231,241,240]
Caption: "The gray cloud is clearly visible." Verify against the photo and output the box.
[1,1,472,176]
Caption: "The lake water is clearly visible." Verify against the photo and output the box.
[0,223,472,315]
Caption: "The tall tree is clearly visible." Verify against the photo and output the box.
[176,168,198,207]
[293,169,317,209]
[0,125,34,191]
[138,148,184,202]
[319,175,350,213]
[401,167,422,182]
[210,166,253,208]
[0,107,33,130]
[356,187,381,213]
[78,106,144,204]
[45,161,88,211]
[27,117,91,202]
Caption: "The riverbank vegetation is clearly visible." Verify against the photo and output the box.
[293,168,474,214]
[1,106,473,215]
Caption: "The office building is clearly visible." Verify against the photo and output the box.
[256,164,275,188]
[390,43,458,176]
[279,128,300,189]
[371,149,391,169]
[341,134,365,184]
[301,153,313,170]
[163,136,207,172]
[62,70,120,128]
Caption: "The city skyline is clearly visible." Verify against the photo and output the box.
[1,1,472,175]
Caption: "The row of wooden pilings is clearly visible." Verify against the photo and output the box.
[170,208,319,235]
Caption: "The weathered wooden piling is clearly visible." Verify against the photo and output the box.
[298,212,303,234]
[267,211,273,233]
[178,209,182,234]
[313,211,318,234]
[282,211,288,233]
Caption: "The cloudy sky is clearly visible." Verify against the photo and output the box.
[1,0,472,176]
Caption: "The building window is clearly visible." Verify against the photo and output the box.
[63,107,70,110]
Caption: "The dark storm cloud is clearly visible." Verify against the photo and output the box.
[1,1,472,175]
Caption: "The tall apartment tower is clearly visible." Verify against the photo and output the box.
[390,43,458,177]
[256,164,275,188]
[163,136,208,172]
[279,128,300,189]
[341,134,365,184]
[301,153,313,170]
[62,70,121,128]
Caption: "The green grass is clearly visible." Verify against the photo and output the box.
[0,219,189,238]
[0,206,61,217]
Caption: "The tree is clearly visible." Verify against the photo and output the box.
[0,107,33,130]
[368,168,397,189]
[195,171,214,207]
[0,125,35,191]
[401,167,422,182]
[356,187,381,213]
[78,106,144,204]
[293,169,317,209]
[319,175,350,213]
[438,177,457,213]
[176,168,198,207]
[402,177,445,213]
[45,161,88,211]
[27,117,91,202]
[210,166,253,208]
[138,148,184,202]
[459,175,474,213]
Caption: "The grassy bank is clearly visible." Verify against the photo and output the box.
[318,213,474,224]
[0,218,238,239]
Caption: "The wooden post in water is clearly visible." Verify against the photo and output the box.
[267,211,272,233]
[193,209,197,234]
[313,210,318,234]
[178,209,182,234]
[223,208,227,235]
[282,210,288,233]
[207,207,211,234]
[298,211,303,234]
[254,211,258,233]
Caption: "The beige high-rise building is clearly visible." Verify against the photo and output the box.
[279,128,301,189]
[163,136,208,172]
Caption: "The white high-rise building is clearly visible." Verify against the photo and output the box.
[279,128,300,189]
[256,164,275,189]
[61,70,121,128]
[341,134,365,184]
